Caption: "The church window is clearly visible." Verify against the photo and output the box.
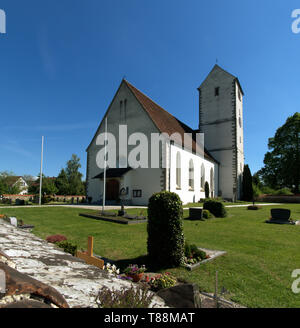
[120,100,123,117]
[215,87,219,97]
[124,99,127,121]
[189,159,194,190]
[201,164,205,190]
[176,152,181,189]
[133,190,142,198]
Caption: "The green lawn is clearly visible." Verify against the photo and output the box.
[1,204,300,308]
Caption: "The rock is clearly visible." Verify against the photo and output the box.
[1,300,53,308]
[0,262,69,308]
[156,283,201,308]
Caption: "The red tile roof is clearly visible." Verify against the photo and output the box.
[125,80,217,163]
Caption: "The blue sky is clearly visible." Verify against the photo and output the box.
[0,0,299,178]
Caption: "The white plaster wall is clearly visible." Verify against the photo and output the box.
[86,81,163,204]
[199,66,244,200]
[169,143,218,205]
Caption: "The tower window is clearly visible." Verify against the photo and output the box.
[215,87,220,97]
[238,90,242,101]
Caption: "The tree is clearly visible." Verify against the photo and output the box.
[242,165,254,201]
[55,169,69,195]
[65,154,85,195]
[259,112,300,193]
[0,172,22,195]
[204,181,210,199]
[29,174,58,195]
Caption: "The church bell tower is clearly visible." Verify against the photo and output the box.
[198,65,244,201]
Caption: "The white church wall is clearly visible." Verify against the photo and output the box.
[169,143,217,205]
[86,81,162,203]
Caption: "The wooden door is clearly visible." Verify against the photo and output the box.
[106,179,120,200]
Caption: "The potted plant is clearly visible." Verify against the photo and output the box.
[124,264,146,282]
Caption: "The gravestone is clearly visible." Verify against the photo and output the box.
[266,209,295,225]
[189,208,203,220]
[9,217,18,227]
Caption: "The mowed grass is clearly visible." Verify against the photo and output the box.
[1,204,300,308]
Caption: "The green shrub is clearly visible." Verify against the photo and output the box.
[203,200,227,218]
[205,182,210,199]
[242,164,254,201]
[184,242,192,258]
[96,285,154,308]
[260,186,276,195]
[189,244,207,260]
[273,188,293,196]
[202,209,214,219]
[147,191,184,268]
[56,241,77,256]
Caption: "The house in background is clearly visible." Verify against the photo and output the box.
[6,176,29,195]
[86,65,245,205]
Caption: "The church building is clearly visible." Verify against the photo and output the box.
[86,65,245,205]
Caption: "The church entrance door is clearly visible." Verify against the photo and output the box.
[106,179,120,201]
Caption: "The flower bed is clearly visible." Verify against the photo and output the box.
[184,247,227,271]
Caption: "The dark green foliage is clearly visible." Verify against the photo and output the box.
[29,175,58,196]
[259,112,300,193]
[96,285,154,308]
[242,165,254,201]
[56,241,77,256]
[185,242,207,261]
[184,242,192,258]
[147,191,184,268]
[202,209,214,219]
[203,200,227,218]
[0,172,22,195]
[65,154,85,195]
[204,181,210,199]
[55,169,69,195]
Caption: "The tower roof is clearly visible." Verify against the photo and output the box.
[198,64,244,95]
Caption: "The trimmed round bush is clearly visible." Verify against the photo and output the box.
[203,200,227,218]
[147,191,184,268]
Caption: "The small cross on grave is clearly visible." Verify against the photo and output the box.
[76,236,104,269]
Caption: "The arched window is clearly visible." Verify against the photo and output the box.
[201,164,205,190]
[210,168,214,197]
[176,152,181,189]
[189,159,194,190]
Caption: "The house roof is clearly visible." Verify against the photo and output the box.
[93,168,132,179]
[4,176,24,187]
[124,80,218,163]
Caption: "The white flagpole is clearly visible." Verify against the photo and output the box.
[39,136,44,206]
[102,117,107,212]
